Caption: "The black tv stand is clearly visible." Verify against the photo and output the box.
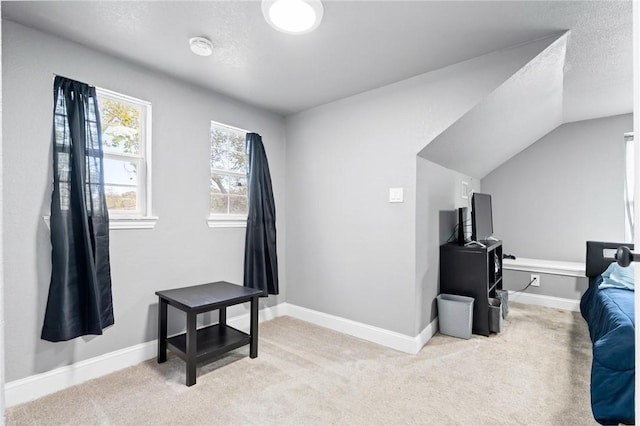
[439,240,503,336]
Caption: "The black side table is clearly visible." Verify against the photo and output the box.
[156,281,263,386]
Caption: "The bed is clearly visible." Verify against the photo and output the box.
[581,241,635,425]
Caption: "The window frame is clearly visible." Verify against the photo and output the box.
[96,87,156,229]
[208,120,250,228]
[624,132,635,242]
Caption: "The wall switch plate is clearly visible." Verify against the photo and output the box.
[389,187,404,203]
[530,274,540,287]
[461,181,469,199]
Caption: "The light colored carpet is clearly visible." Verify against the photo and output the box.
[6,302,596,425]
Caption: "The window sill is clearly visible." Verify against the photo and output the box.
[502,257,585,277]
[43,215,159,230]
[207,216,247,228]
[109,216,159,229]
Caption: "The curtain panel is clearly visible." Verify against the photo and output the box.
[41,76,114,342]
[244,133,279,296]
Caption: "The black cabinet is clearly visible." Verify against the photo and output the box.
[439,240,503,336]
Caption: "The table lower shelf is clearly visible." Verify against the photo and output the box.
[166,324,250,363]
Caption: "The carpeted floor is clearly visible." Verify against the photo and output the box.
[6,302,596,425]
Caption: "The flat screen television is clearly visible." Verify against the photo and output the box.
[471,192,493,242]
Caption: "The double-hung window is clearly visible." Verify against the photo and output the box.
[208,121,248,227]
[96,88,155,229]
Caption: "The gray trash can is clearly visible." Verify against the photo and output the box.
[437,294,474,339]
[488,297,503,333]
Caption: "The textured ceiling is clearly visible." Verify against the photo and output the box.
[2,1,633,119]
[421,34,567,179]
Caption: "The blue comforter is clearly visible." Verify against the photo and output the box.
[580,275,635,425]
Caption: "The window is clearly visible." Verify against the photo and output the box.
[624,132,634,242]
[209,121,248,227]
[97,88,155,228]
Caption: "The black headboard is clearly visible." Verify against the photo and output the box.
[585,241,634,280]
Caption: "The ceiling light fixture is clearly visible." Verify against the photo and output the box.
[189,37,213,57]
[262,0,324,35]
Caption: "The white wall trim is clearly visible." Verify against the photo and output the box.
[5,340,158,408]
[503,257,585,277]
[109,217,159,229]
[206,215,247,228]
[43,215,159,230]
[261,303,437,353]
[415,317,439,351]
[206,219,247,228]
[282,303,434,354]
[225,302,287,332]
[226,302,436,353]
[0,14,5,420]
[507,291,580,312]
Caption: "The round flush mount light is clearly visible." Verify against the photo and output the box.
[262,0,324,35]
[189,37,213,56]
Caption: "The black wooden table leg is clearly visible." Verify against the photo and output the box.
[157,298,168,363]
[186,311,197,386]
[219,306,227,326]
[250,296,258,358]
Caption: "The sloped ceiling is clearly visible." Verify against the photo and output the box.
[420,33,568,179]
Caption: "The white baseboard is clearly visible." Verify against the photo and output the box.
[5,340,157,408]
[507,291,580,312]
[416,317,439,349]
[282,303,436,355]
[226,302,286,332]
[5,302,436,407]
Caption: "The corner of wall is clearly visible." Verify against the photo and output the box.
[1,7,6,423]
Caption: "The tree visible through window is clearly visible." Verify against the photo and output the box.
[210,121,248,216]
[97,89,151,217]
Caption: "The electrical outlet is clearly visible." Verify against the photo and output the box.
[531,274,540,287]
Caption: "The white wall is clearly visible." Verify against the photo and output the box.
[285,37,555,336]
[633,1,640,418]
[421,34,567,180]
[2,21,286,382]
[503,270,587,301]
[0,7,5,424]
[415,158,479,333]
[482,114,632,263]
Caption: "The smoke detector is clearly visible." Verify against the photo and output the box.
[189,37,213,57]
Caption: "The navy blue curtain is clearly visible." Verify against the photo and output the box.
[41,76,114,342]
[244,133,279,296]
